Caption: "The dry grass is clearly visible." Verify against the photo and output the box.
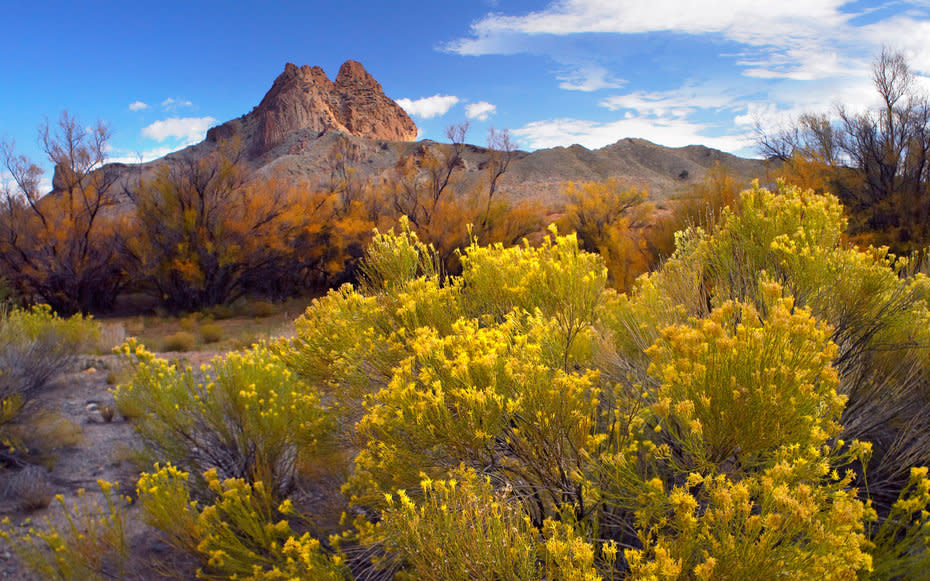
[3,465,54,512]
[98,296,311,354]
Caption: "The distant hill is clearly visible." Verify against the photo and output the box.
[76,60,767,206]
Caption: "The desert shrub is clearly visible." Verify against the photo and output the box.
[199,322,224,344]
[0,481,131,581]
[161,330,197,352]
[137,464,348,581]
[643,292,844,471]
[245,299,278,318]
[358,468,606,581]
[7,409,83,464]
[621,463,871,580]
[2,464,54,511]
[868,466,930,579]
[358,216,440,293]
[345,312,602,516]
[0,305,99,400]
[282,200,930,578]
[0,305,97,462]
[607,183,930,512]
[113,340,332,497]
[178,314,200,332]
[282,222,461,421]
[203,304,236,320]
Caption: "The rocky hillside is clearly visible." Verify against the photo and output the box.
[79,60,767,204]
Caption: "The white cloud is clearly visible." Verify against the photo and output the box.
[465,101,497,121]
[513,115,751,155]
[128,101,149,112]
[449,0,850,48]
[601,84,742,118]
[107,145,191,164]
[397,95,461,118]
[446,0,876,82]
[141,116,216,143]
[161,98,194,111]
[558,65,625,91]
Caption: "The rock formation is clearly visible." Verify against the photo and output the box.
[206,60,417,158]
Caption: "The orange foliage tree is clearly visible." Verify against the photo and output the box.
[557,179,654,291]
[124,141,377,310]
[0,112,124,314]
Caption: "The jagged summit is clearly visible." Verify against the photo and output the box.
[205,60,417,158]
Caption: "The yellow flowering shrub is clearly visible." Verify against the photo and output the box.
[0,481,130,581]
[625,461,871,581]
[113,339,332,497]
[868,466,930,580]
[459,227,606,361]
[359,468,601,581]
[136,464,348,580]
[645,293,844,471]
[1,304,99,454]
[357,216,440,293]
[346,313,603,520]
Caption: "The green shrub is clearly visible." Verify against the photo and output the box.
[0,305,99,400]
[358,468,605,581]
[161,330,196,352]
[0,305,98,460]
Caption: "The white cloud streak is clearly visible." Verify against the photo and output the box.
[161,98,194,111]
[513,116,751,154]
[445,0,891,82]
[128,101,149,112]
[465,101,497,120]
[141,116,216,143]
[397,95,461,118]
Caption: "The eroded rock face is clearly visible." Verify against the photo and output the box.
[207,60,417,158]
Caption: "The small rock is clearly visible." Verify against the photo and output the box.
[82,367,97,374]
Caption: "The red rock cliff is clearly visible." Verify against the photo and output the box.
[207,60,417,157]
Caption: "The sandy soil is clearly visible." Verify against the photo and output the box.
[0,354,217,580]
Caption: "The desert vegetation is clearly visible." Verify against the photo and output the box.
[5,47,930,581]
[3,180,930,579]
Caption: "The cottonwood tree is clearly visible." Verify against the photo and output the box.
[0,112,124,314]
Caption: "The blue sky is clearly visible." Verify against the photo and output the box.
[4,0,930,187]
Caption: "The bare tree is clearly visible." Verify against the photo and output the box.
[757,48,930,253]
[0,112,123,314]
[390,122,469,228]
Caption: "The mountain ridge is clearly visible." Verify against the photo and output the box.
[72,60,766,204]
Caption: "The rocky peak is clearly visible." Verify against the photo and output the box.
[207,60,417,158]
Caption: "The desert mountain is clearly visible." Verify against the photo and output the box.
[205,60,418,159]
[82,60,766,204]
